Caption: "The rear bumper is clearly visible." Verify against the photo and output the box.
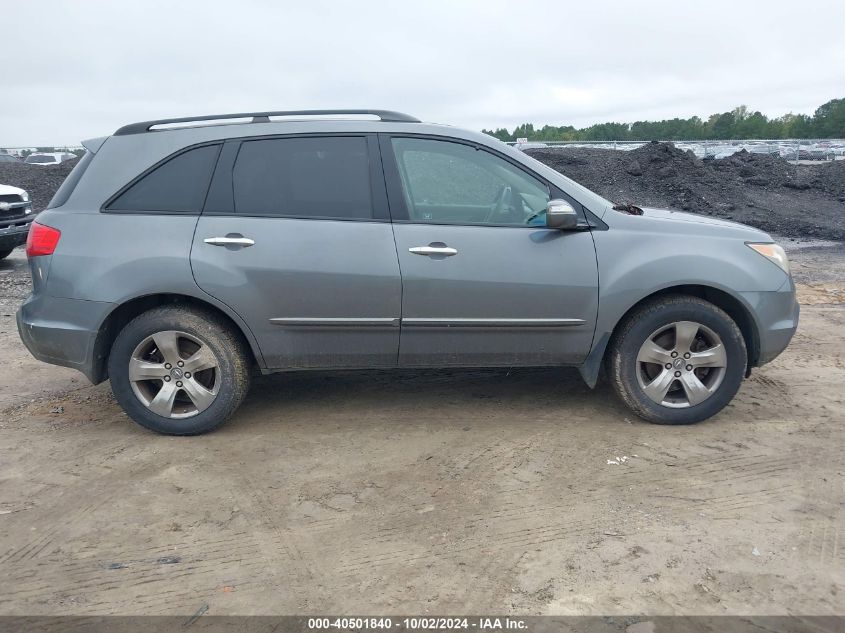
[0,212,33,250]
[17,293,114,383]
[740,278,800,366]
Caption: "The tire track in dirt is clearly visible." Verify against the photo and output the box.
[791,456,844,570]
[329,451,813,576]
[288,446,795,563]
[293,443,795,534]
[0,456,260,612]
[803,522,841,566]
[196,471,320,610]
[0,498,105,567]
[0,522,286,611]
[242,430,825,585]
[0,442,160,565]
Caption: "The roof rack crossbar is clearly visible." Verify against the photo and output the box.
[114,109,420,135]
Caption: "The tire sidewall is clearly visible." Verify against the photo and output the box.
[615,300,746,424]
[109,309,246,435]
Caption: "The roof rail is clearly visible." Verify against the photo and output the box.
[114,109,420,135]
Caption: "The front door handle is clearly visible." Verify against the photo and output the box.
[409,244,457,257]
[204,235,255,248]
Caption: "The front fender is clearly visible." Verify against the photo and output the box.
[578,223,789,386]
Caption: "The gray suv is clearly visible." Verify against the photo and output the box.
[17,110,799,435]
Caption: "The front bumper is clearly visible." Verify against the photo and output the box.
[0,209,34,250]
[740,277,800,366]
[17,293,115,383]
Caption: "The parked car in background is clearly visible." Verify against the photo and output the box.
[807,147,833,161]
[513,141,549,152]
[17,109,799,435]
[710,145,742,159]
[24,152,76,166]
[0,183,34,259]
[0,154,21,163]
[747,144,779,156]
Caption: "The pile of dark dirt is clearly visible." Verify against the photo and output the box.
[528,142,845,240]
[802,160,845,198]
[0,159,78,213]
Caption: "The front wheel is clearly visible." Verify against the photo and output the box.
[608,295,747,425]
[108,305,251,435]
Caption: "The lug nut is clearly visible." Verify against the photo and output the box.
[176,381,183,387]
[686,365,693,371]
[674,371,682,377]
[671,351,678,358]
[665,363,672,369]
[684,352,691,359]
[184,372,191,378]
[164,363,172,369]
[164,376,171,382]
[177,361,184,367]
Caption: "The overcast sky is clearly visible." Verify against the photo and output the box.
[2,0,844,146]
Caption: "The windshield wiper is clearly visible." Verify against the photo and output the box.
[613,203,644,216]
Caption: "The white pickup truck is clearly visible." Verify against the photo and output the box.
[0,183,33,259]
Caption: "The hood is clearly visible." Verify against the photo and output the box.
[635,206,772,240]
[0,183,25,196]
[640,207,750,229]
[619,207,773,242]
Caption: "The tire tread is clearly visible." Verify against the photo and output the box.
[607,294,746,425]
[108,304,251,435]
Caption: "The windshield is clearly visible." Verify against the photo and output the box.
[26,155,57,164]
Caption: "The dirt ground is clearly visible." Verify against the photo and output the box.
[0,241,843,617]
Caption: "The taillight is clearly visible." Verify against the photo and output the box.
[26,221,61,257]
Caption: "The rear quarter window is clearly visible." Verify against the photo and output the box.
[106,144,221,213]
[47,151,94,209]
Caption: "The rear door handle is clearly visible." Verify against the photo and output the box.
[409,244,457,257]
[204,235,255,248]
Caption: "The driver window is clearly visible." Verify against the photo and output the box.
[391,137,550,226]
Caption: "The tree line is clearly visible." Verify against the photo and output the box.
[482,98,845,142]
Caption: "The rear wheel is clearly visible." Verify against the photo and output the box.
[0,248,13,260]
[608,295,746,425]
[108,305,251,435]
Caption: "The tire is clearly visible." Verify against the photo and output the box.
[608,295,746,425]
[0,248,13,260]
[108,305,251,435]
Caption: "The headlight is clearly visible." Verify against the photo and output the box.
[747,242,790,274]
[21,191,29,202]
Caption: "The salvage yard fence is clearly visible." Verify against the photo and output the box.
[506,138,845,164]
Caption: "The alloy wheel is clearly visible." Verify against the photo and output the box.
[635,320,727,408]
[128,330,220,419]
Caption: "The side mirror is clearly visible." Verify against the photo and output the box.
[546,199,579,230]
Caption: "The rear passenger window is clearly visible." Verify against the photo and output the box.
[47,151,94,209]
[233,136,372,219]
[107,144,220,213]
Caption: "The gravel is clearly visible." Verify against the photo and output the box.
[528,142,845,240]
